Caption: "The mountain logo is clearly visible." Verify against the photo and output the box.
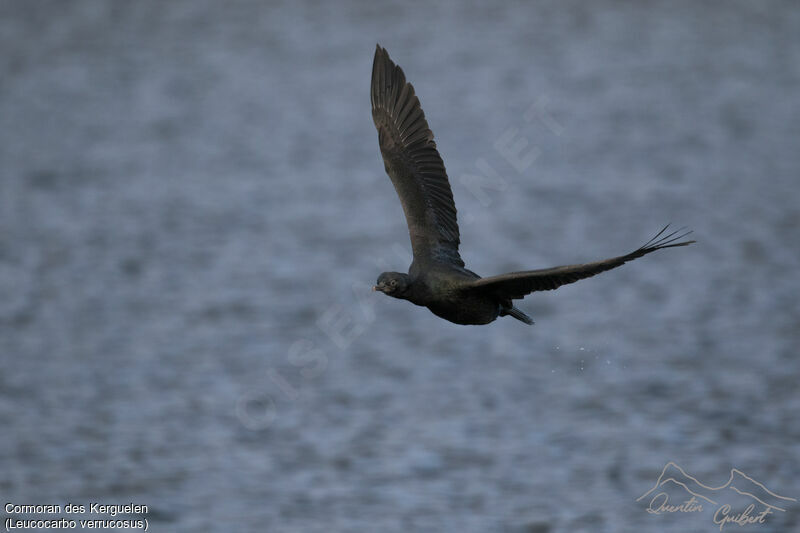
[637,462,796,530]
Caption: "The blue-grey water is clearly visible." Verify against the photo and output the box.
[2,2,799,532]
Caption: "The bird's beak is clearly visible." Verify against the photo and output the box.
[372,286,378,291]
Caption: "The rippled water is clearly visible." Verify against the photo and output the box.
[2,2,799,532]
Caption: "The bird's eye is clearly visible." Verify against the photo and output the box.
[390,280,397,286]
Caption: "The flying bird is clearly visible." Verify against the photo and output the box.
[370,45,694,325]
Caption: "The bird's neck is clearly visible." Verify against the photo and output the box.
[400,279,429,307]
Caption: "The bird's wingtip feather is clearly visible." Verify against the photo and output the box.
[637,225,696,253]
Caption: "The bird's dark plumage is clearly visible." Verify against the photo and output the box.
[465,225,693,299]
[371,45,463,267]
[370,45,695,326]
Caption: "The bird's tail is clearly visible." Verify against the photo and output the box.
[502,306,534,325]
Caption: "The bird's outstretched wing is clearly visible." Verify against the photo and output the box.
[371,45,463,267]
[464,226,695,300]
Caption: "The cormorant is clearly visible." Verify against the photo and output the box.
[370,45,694,325]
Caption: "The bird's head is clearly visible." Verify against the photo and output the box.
[373,272,409,298]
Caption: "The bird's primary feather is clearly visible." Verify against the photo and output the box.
[371,45,463,267]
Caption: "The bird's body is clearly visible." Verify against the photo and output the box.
[388,262,505,325]
[370,45,694,326]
